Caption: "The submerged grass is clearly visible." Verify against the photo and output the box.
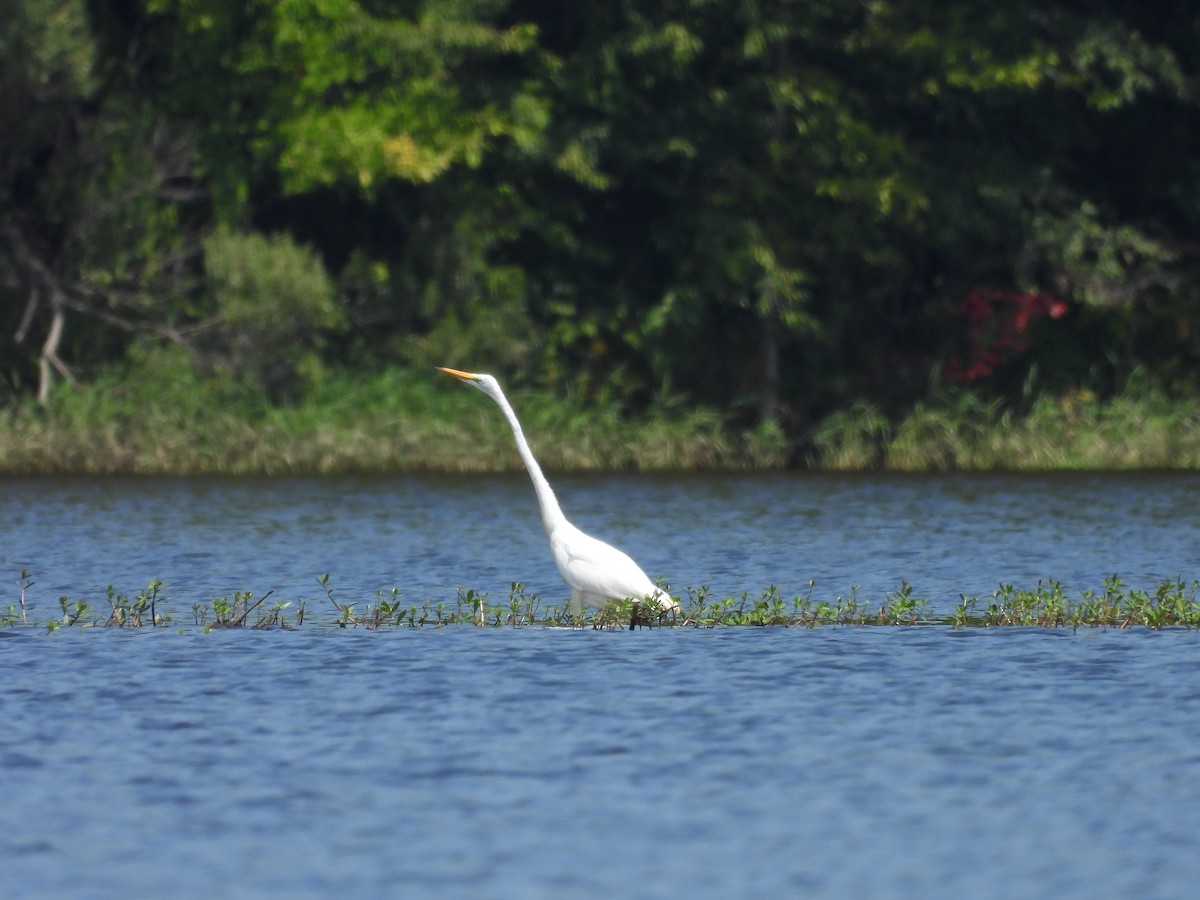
[6,573,1198,633]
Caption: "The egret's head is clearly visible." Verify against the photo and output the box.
[436,367,500,399]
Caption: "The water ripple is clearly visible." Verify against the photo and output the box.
[2,475,1200,897]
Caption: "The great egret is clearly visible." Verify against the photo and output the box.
[437,367,676,615]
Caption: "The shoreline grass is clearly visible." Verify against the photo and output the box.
[6,574,1198,633]
[0,365,769,474]
[2,360,1199,474]
[813,375,1200,471]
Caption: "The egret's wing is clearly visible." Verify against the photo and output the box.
[551,524,659,604]
[569,588,608,614]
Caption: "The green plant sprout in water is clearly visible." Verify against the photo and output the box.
[194,590,286,629]
[952,575,1200,631]
[7,570,1200,633]
[105,578,169,627]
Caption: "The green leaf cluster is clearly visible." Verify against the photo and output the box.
[2,0,1198,457]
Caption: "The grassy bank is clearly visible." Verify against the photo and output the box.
[0,361,776,474]
[2,358,1199,473]
[814,374,1200,470]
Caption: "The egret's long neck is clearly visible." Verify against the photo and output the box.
[490,389,567,535]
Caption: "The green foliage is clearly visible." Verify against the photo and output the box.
[202,227,345,396]
[5,0,1200,449]
[0,0,95,93]
[953,576,1200,630]
[104,578,168,627]
[810,374,1200,471]
[3,360,1200,474]
[812,404,891,470]
[12,570,1200,632]
[386,199,541,376]
[1023,200,1178,309]
[196,590,286,629]
[0,0,206,399]
[128,0,544,205]
[259,0,542,192]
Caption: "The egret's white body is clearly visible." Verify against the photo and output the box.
[438,367,676,614]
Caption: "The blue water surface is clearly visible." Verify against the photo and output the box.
[2,473,1199,897]
[2,471,1198,614]
[3,626,1198,898]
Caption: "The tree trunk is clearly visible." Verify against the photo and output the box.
[38,299,68,405]
[3,219,76,403]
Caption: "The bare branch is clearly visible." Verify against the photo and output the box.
[38,304,73,404]
[15,284,39,344]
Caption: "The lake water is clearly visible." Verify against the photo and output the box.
[3,473,1200,897]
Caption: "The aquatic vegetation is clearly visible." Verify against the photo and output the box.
[6,571,1199,633]
[17,569,34,626]
[952,576,1200,630]
[104,578,168,627]
[193,590,296,629]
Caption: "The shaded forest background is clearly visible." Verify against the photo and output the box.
[3,0,1199,464]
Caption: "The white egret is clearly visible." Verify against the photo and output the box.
[437,367,676,616]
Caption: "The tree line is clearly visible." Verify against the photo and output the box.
[3,0,1197,433]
